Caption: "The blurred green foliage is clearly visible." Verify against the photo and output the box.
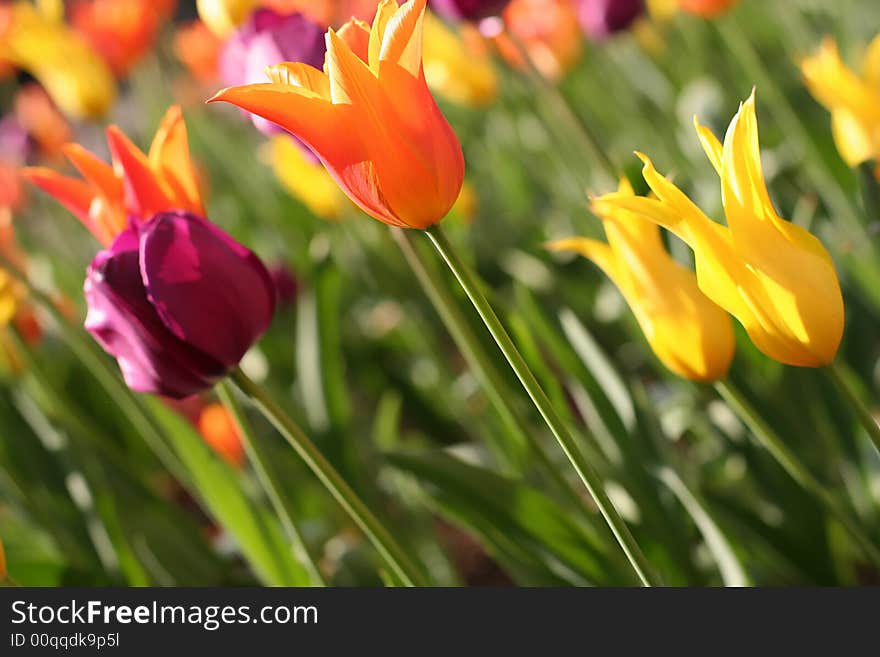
[2,0,880,586]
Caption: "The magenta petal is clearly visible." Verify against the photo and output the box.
[139,211,276,368]
[576,0,644,40]
[84,228,226,398]
[428,0,511,21]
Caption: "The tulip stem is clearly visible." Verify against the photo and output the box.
[217,381,326,586]
[424,224,660,586]
[229,368,427,587]
[714,379,880,566]
[825,362,880,457]
[392,228,584,508]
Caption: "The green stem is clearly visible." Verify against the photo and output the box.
[424,224,660,586]
[217,381,326,586]
[229,368,426,587]
[825,362,880,457]
[715,379,880,566]
[392,228,583,509]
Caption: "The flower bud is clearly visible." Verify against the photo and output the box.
[85,211,275,398]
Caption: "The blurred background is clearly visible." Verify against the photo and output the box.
[1,0,879,586]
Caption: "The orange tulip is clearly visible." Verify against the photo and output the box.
[70,0,170,77]
[22,106,204,246]
[496,0,583,81]
[209,0,465,229]
[678,0,736,18]
[198,402,245,468]
[174,20,224,83]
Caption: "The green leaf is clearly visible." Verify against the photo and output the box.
[387,450,632,585]
[143,398,311,586]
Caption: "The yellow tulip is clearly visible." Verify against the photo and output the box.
[0,2,116,120]
[422,13,498,108]
[266,136,347,221]
[197,0,259,39]
[594,91,844,368]
[549,179,734,381]
[801,36,880,169]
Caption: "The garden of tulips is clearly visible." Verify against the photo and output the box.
[1,0,880,590]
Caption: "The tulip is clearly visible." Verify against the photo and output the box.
[429,0,511,21]
[267,135,347,220]
[495,0,583,81]
[85,211,275,398]
[197,0,260,38]
[576,0,645,40]
[24,108,273,398]
[210,0,465,229]
[219,9,326,137]
[422,12,498,107]
[174,20,224,83]
[594,91,844,368]
[677,0,736,17]
[549,179,734,381]
[198,402,246,467]
[801,36,880,171]
[23,105,204,246]
[0,2,116,120]
[69,0,170,77]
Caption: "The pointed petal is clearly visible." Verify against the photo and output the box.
[369,0,398,71]
[209,82,349,160]
[378,0,425,77]
[336,18,371,66]
[63,143,121,201]
[265,62,331,98]
[106,125,171,221]
[20,166,115,243]
[693,116,723,176]
[862,33,880,87]
[546,237,617,280]
[147,105,204,216]
[325,26,378,105]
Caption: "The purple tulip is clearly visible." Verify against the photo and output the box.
[576,0,644,39]
[219,9,326,138]
[84,211,276,399]
[428,0,511,22]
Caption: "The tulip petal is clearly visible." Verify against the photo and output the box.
[266,62,331,98]
[209,82,347,157]
[378,0,425,77]
[20,166,116,242]
[337,19,371,66]
[106,125,172,221]
[63,143,122,202]
[85,228,225,397]
[139,212,275,367]
[148,105,204,216]
[546,237,617,281]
